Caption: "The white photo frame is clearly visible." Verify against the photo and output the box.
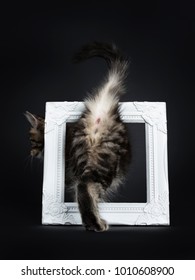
[42,102,170,226]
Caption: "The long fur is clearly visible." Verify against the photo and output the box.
[68,42,130,230]
[25,42,130,232]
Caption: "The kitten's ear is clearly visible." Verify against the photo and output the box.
[24,111,38,128]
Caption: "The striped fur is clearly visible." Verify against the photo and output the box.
[24,111,44,158]
[25,42,131,232]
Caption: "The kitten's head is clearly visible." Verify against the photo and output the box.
[24,111,44,158]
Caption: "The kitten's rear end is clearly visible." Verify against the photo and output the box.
[25,42,130,232]
[69,42,130,231]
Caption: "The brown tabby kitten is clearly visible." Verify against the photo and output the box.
[25,42,131,232]
[24,111,44,158]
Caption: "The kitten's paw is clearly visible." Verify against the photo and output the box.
[95,218,109,232]
[85,219,109,232]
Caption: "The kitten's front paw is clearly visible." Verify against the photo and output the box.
[85,219,109,232]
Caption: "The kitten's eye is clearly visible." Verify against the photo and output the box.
[30,139,43,148]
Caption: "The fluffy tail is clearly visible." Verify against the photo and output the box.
[73,42,128,100]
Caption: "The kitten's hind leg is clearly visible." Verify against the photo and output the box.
[77,182,108,232]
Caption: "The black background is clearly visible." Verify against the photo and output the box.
[1,1,195,259]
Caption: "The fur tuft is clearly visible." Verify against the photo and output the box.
[73,41,128,99]
[73,41,124,66]
[73,42,129,128]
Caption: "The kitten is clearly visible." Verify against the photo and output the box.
[24,111,44,158]
[25,42,131,232]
